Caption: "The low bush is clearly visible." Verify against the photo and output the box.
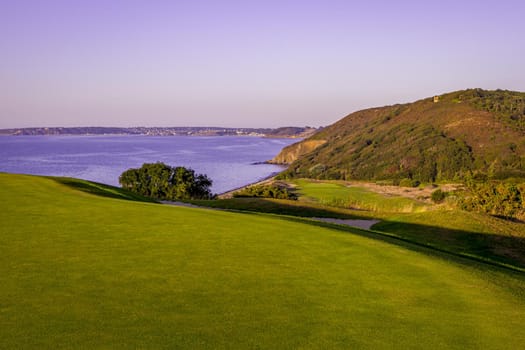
[233,184,297,200]
[431,189,447,203]
[399,178,421,187]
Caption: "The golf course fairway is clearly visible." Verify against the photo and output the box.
[1,173,524,349]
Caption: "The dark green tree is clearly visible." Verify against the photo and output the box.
[119,162,214,200]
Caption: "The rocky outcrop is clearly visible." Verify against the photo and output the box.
[269,140,326,164]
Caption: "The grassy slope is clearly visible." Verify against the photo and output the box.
[49,176,159,203]
[293,179,428,213]
[197,179,525,269]
[191,197,377,220]
[278,89,525,181]
[373,210,525,266]
[296,179,525,269]
[1,173,525,349]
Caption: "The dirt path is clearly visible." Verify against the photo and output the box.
[160,201,202,208]
[311,217,380,230]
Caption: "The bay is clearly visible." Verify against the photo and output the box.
[0,135,297,194]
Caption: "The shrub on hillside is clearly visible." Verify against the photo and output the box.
[467,89,525,131]
[431,189,447,203]
[458,181,524,221]
[399,178,421,187]
[233,184,297,200]
[119,162,214,200]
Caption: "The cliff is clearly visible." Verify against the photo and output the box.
[270,140,326,164]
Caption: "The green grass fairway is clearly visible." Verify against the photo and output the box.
[294,179,428,212]
[1,173,525,349]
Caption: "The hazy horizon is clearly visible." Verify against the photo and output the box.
[0,125,317,129]
[2,0,524,129]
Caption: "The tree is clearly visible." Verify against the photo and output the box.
[119,162,214,200]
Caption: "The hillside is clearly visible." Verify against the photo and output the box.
[274,89,525,182]
[2,173,525,348]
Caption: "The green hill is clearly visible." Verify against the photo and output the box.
[1,173,525,348]
[275,89,525,182]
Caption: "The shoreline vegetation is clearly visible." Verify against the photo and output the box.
[217,172,281,198]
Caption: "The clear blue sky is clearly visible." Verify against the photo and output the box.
[1,0,524,128]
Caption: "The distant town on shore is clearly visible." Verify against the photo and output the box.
[0,126,318,138]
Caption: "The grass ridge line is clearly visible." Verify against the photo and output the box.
[193,205,525,274]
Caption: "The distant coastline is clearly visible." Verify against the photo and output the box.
[0,126,318,139]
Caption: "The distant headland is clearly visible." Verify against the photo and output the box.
[0,126,318,138]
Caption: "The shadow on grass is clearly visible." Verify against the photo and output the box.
[190,197,375,220]
[271,214,525,274]
[190,198,525,273]
[371,220,525,272]
[50,177,158,203]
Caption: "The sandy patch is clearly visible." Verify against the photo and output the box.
[353,182,461,203]
[161,201,202,208]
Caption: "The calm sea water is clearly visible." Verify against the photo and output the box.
[0,135,297,194]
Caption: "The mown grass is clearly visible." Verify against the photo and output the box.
[191,197,376,220]
[1,173,525,349]
[294,179,428,213]
[194,179,525,270]
[49,176,158,203]
[372,210,525,269]
[290,179,525,268]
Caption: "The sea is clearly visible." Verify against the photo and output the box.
[0,135,298,194]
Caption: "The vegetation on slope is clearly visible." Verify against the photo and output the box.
[232,182,297,200]
[467,89,525,131]
[2,173,525,349]
[459,180,525,221]
[277,89,525,182]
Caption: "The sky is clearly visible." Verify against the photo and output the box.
[1,0,524,128]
